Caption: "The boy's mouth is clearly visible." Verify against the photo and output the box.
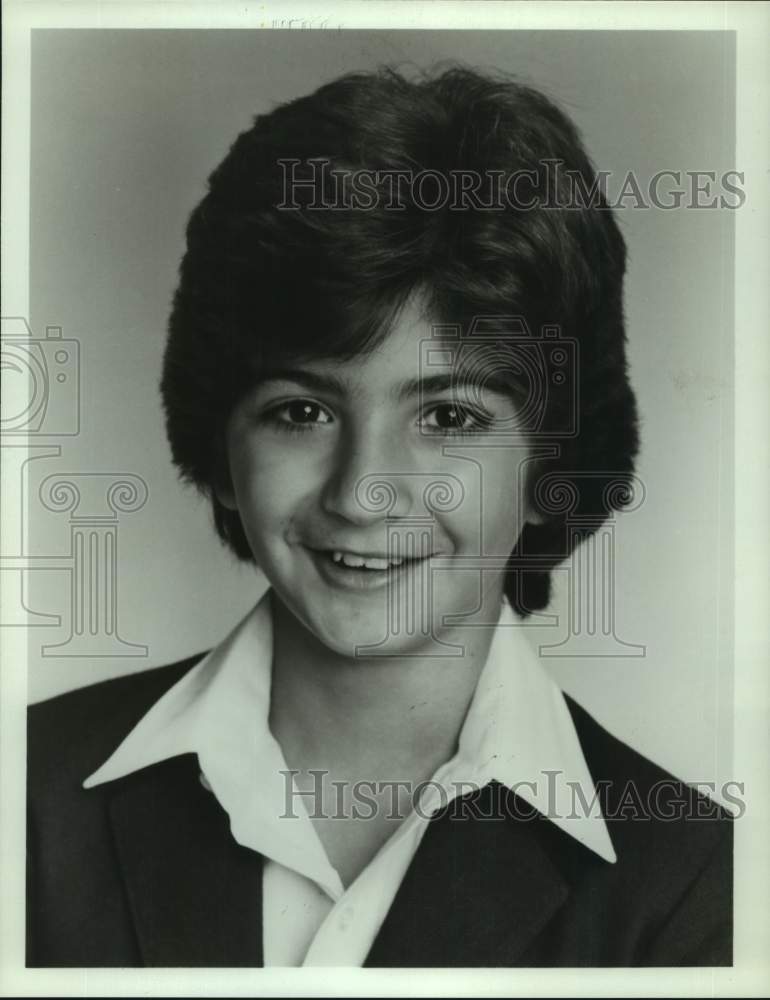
[306,546,432,589]
[329,550,406,571]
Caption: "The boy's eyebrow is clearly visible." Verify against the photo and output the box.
[395,373,516,401]
[255,368,348,396]
[254,368,517,401]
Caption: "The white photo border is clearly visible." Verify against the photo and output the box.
[1,2,768,996]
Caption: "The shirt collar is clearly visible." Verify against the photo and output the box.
[84,588,616,869]
[84,589,340,894]
[455,598,616,863]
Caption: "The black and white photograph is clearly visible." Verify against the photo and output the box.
[1,1,768,995]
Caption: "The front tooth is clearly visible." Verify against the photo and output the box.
[362,557,389,570]
[341,553,366,568]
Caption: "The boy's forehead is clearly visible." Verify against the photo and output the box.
[257,293,525,402]
[329,303,452,379]
[272,294,457,384]
[265,346,453,402]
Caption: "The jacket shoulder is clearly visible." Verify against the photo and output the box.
[28,654,207,789]
[564,693,733,823]
[560,694,733,964]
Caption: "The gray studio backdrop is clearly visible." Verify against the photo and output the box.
[24,29,734,791]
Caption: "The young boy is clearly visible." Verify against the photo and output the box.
[27,66,732,967]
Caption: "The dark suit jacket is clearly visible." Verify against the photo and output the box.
[27,655,733,967]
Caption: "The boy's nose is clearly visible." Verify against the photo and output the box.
[319,421,429,525]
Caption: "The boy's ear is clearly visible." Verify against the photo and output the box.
[214,482,238,512]
[522,459,547,526]
[212,455,238,511]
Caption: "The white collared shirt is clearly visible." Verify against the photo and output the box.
[84,589,616,966]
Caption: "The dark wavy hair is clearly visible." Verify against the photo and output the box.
[161,65,639,616]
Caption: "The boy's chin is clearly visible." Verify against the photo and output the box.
[280,578,488,658]
[301,603,436,660]
[319,627,441,662]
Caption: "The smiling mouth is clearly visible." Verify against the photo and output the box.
[330,550,406,570]
[309,547,433,574]
[305,544,435,592]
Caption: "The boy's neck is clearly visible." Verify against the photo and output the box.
[267,591,499,784]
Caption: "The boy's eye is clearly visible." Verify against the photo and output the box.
[284,400,331,424]
[266,399,333,431]
[420,402,493,434]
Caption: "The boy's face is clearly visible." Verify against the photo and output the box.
[219,295,539,656]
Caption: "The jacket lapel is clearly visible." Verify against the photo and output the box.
[107,763,569,967]
[107,754,264,967]
[365,783,569,967]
